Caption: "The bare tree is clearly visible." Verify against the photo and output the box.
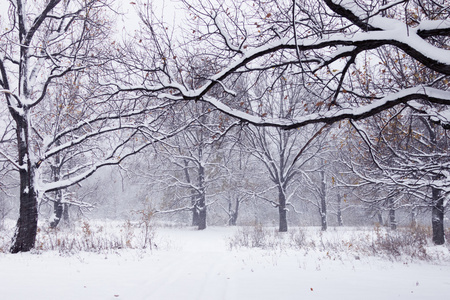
[0,1,183,252]
[146,101,238,230]
[339,25,450,243]
[241,74,325,232]
[119,1,449,236]
[218,141,257,226]
[121,0,449,128]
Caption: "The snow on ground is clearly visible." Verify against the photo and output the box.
[0,226,450,300]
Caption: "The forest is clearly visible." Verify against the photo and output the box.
[0,0,449,257]
[1,1,450,298]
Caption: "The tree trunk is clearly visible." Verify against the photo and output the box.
[229,212,238,226]
[10,115,38,253]
[11,185,38,253]
[427,123,445,245]
[197,164,206,230]
[49,194,63,229]
[431,187,445,245]
[319,167,327,231]
[377,211,384,225]
[192,203,200,226]
[183,159,199,226]
[49,193,69,228]
[336,194,343,226]
[198,205,206,230]
[63,203,70,223]
[389,208,397,230]
[388,198,397,230]
[278,187,288,232]
[228,198,239,226]
[50,141,63,229]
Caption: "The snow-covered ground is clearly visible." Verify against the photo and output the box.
[0,225,449,300]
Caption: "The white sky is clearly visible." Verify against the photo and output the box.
[116,0,181,36]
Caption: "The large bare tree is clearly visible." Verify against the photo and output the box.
[119,0,449,238]
[121,0,449,126]
[0,0,181,252]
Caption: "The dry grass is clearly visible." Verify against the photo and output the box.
[229,223,448,261]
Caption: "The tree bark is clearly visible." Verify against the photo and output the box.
[389,208,397,230]
[377,211,384,225]
[63,203,69,223]
[49,195,63,229]
[10,115,38,253]
[192,202,200,226]
[319,167,327,231]
[278,186,288,232]
[197,164,207,230]
[183,159,200,226]
[198,205,206,230]
[10,184,38,253]
[50,150,63,229]
[336,194,343,226]
[388,198,397,230]
[431,187,445,245]
[228,198,239,226]
[49,192,69,228]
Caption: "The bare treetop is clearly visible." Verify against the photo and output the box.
[120,0,449,129]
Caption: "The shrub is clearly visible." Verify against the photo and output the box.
[370,225,430,260]
[229,223,307,250]
[30,219,156,254]
[229,223,273,249]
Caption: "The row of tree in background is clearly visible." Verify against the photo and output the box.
[0,0,449,252]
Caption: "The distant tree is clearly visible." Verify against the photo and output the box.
[149,101,238,230]
[215,133,263,226]
[348,112,449,243]
[242,74,326,232]
[300,158,330,231]
[343,32,450,243]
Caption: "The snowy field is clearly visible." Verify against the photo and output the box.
[1,223,450,300]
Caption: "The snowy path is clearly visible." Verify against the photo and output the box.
[1,227,450,300]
